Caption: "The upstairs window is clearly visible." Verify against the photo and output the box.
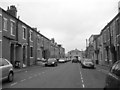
[10,20,15,36]
[0,14,2,32]
[3,18,7,31]
[116,18,120,36]
[22,26,26,40]
[29,30,33,42]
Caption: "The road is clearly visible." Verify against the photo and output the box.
[2,61,107,88]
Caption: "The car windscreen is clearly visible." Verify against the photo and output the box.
[84,60,93,63]
[48,59,56,62]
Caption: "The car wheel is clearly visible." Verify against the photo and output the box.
[92,66,95,69]
[82,65,84,68]
[8,72,14,82]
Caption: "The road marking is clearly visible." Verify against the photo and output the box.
[81,76,83,80]
[82,84,85,88]
[81,79,84,83]
[78,64,85,88]
[21,79,26,82]
[11,82,18,86]
[28,76,32,79]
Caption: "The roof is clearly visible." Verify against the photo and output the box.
[0,7,50,41]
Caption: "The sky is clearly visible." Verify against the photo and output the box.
[0,0,120,53]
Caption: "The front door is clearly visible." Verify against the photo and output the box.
[10,44,14,66]
[23,46,26,64]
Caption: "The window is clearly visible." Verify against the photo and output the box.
[2,59,9,66]
[30,46,33,58]
[10,20,15,36]
[116,18,120,36]
[3,18,7,31]
[0,14,2,32]
[29,30,33,42]
[23,26,26,40]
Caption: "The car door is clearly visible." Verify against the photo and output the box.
[113,61,120,88]
[108,61,120,88]
[2,59,10,79]
[0,59,2,80]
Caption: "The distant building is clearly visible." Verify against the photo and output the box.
[67,49,83,60]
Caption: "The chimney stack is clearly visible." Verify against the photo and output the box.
[33,27,37,31]
[51,38,55,43]
[7,5,17,17]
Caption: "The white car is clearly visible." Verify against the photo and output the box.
[58,59,66,63]
[81,59,95,69]
[0,58,14,82]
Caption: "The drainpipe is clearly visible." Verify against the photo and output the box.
[108,23,114,65]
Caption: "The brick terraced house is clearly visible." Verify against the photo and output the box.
[0,5,65,68]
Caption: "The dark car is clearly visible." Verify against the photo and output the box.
[104,60,120,89]
[45,58,58,67]
[72,59,79,63]
[0,58,14,82]
[81,59,95,69]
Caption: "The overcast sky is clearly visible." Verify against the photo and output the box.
[0,0,120,53]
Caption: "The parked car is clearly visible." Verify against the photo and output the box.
[72,59,79,63]
[81,59,95,69]
[0,58,14,82]
[104,60,120,89]
[58,59,66,63]
[45,58,58,66]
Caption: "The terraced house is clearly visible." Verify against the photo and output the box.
[85,3,120,66]
[0,5,65,68]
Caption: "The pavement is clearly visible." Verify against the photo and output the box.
[14,62,45,73]
[96,64,111,71]
[95,64,111,74]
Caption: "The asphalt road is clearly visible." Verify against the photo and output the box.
[2,61,107,88]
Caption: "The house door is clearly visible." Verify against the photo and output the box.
[10,44,14,65]
[23,46,26,64]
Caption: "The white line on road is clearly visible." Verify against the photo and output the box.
[78,64,85,88]
[81,79,83,82]
[81,77,83,80]
[28,76,32,79]
[11,82,18,86]
[82,84,85,88]
[21,79,26,82]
